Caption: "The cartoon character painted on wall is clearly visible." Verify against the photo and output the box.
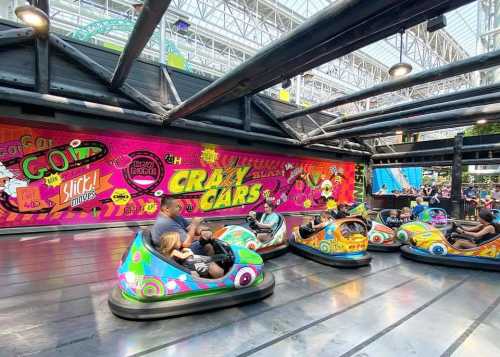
[279,163,351,210]
[329,166,345,200]
[0,162,28,198]
[320,179,333,200]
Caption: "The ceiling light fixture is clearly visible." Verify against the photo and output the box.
[389,30,412,78]
[15,5,49,37]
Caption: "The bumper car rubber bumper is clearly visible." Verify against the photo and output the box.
[108,271,275,320]
[368,241,402,252]
[401,245,500,272]
[289,240,371,268]
[258,243,289,260]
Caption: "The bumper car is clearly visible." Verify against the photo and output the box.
[108,230,275,320]
[213,214,288,260]
[376,207,450,228]
[367,221,401,252]
[374,207,449,245]
[346,203,400,251]
[374,209,401,225]
[492,209,500,223]
[401,225,500,271]
[289,217,372,268]
[418,207,451,229]
[396,221,435,244]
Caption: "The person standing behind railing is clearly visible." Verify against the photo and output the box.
[493,185,500,209]
[482,195,494,210]
[464,185,479,221]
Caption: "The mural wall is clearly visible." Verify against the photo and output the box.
[0,121,358,229]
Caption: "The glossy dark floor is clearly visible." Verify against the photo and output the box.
[1,226,500,357]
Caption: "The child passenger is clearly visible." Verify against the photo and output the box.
[299,211,332,238]
[385,210,401,229]
[159,232,224,279]
[399,207,412,224]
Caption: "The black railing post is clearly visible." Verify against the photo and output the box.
[451,133,464,219]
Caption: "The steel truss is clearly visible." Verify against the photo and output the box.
[1,0,477,118]
[478,0,500,83]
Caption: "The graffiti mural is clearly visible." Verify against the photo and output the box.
[0,121,357,228]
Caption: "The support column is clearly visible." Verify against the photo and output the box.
[243,96,252,131]
[295,75,301,105]
[159,14,166,65]
[450,133,464,219]
[159,15,167,105]
[35,0,49,93]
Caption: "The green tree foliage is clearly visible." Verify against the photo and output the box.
[464,123,500,137]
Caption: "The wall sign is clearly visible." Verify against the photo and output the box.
[0,121,357,228]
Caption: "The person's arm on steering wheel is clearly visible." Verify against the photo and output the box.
[182,217,203,248]
[247,211,271,229]
[457,224,482,234]
[255,212,279,230]
[456,225,494,240]
[255,220,274,229]
[311,220,328,230]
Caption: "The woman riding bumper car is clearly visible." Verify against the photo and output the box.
[108,230,275,320]
[401,209,500,271]
[213,202,288,260]
[289,214,372,268]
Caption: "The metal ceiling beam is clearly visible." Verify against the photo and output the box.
[302,103,500,143]
[0,85,163,125]
[306,143,371,156]
[49,34,168,118]
[166,0,474,122]
[243,96,252,132]
[0,28,34,47]
[251,96,303,140]
[372,158,500,168]
[357,121,475,139]
[281,47,500,123]
[307,82,500,137]
[372,143,500,159]
[160,65,181,106]
[314,91,500,134]
[110,0,172,89]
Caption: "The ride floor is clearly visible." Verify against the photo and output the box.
[1,224,500,357]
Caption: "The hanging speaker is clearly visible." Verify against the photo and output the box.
[426,15,447,33]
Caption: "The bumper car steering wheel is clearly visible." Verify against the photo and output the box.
[211,239,235,272]
[246,216,261,231]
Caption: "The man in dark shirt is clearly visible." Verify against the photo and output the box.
[151,197,208,255]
